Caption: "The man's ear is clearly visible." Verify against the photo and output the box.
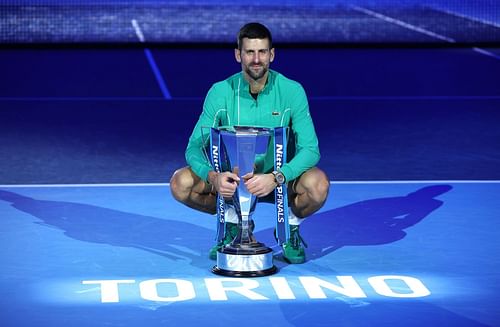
[270,48,275,63]
[235,49,241,63]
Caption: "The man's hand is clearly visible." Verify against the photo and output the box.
[208,171,240,198]
[243,173,277,198]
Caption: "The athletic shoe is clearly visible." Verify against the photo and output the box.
[209,222,239,260]
[281,225,308,264]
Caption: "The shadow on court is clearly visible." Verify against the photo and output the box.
[0,184,452,269]
[299,184,453,260]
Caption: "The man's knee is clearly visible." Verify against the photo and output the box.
[300,168,330,205]
[170,167,195,202]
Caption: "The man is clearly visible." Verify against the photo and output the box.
[170,22,329,264]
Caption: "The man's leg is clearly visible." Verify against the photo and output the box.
[170,167,240,260]
[281,167,330,264]
[170,166,216,214]
[289,167,330,218]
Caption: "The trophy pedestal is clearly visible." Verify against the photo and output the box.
[212,243,277,277]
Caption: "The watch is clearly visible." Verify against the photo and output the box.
[272,170,286,185]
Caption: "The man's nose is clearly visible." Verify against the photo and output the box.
[252,53,260,63]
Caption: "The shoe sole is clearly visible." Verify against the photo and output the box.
[283,256,306,264]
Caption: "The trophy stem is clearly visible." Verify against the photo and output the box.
[239,215,251,244]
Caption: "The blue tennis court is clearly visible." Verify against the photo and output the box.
[0,181,499,326]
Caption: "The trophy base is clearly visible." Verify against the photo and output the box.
[212,265,277,277]
[212,246,277,277]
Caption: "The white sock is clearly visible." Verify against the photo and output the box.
[222,206,302,225]
[224,205,239,224]
[288,208,305,226]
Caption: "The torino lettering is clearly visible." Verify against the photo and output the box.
[82,275,431,303]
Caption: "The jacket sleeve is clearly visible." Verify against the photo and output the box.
[185,85,223,181]
[280,85,321,181]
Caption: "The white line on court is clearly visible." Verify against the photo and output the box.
[130,19,172,100]
[429,6,500,29]
[309,95,500,101]
[1,180,500,188]
[350,5,456,43]
[131,19,146,42]
[0,183,169,188]
[329,180,500,184]
[472,47,500,60]
[351,6,500,61]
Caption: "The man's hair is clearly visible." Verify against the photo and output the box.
[237,22,273,50]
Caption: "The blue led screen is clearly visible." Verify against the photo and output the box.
[1,0,500,43]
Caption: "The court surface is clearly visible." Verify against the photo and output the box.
[0,181,499,326]
[2,1,500,43]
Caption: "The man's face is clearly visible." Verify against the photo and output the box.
[235,38,275,82]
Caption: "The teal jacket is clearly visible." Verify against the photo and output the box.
[186,70,320,182]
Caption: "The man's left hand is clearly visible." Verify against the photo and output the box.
[243,173,276,197]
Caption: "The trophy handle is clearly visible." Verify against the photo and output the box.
[208,127,227,243]
[274,127,290,245]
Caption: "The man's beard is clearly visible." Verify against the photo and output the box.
[245,64,268,81]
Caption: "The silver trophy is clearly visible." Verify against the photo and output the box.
[210,126,278,277]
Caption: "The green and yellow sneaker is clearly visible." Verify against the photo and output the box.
[281,225,308,264]
[209,222,239,260]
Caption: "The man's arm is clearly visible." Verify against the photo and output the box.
[185,85,222,182]
[244,85,320,197]
[280,85,320,182]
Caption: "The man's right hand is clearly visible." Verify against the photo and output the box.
[208,171,240,198]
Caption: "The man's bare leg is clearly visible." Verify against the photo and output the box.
[170,167,216,214]
[289,167,330,218]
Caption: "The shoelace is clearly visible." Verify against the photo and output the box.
[273,226,308,249]
[290,227,308,249]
